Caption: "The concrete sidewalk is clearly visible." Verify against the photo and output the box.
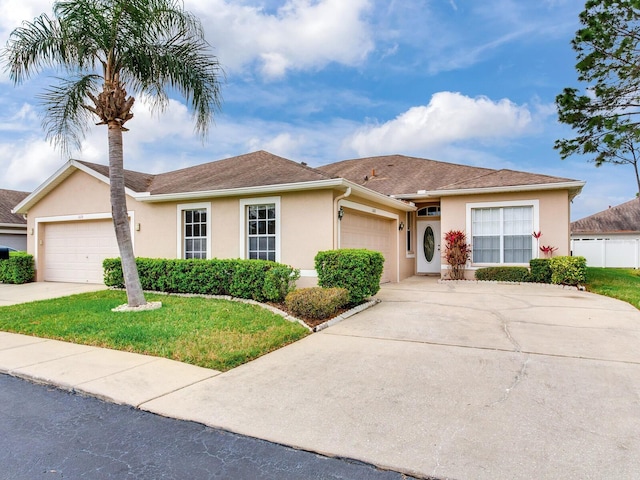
[0,281,107,306]
[1,277,640,479]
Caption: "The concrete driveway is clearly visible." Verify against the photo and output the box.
[140,277,640,480]
[0,282,107,306]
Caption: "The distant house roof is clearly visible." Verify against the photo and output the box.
[0,189,29,226]
[571,198,640,234]
[317,154,582,197]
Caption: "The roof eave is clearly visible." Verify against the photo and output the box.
[0,222,26,228]
[435,181,586,197]
[137,178,416,211]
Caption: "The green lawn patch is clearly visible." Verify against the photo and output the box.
[0,290,309,371]
[585,268,640,310]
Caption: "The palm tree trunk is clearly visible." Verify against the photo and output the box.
[108,124,146,307]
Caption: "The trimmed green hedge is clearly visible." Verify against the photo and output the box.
[103,257,299,302]
[549,256,587,286]
[529,258,552,283]
[474,266,531,282]
[0,252,34,284]
[474,256,587,286]
[285,287,350,320]
[314,249,384,304]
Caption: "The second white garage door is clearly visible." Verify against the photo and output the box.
[43,220,120,284]
[340,209,394,283]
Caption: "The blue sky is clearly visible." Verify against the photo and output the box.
[0,0,633,220]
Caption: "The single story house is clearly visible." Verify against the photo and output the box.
[571,198,640,268]
[13,151,584,284]
[0,189,29,251]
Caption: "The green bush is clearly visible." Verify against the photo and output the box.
[549,256,587,286]
[285,287,350,320]
[475,266,531,282]
[529,258,552,283]
[103,257,298,302]
[0,252,35,284]
[314,249,384,304]
[263,265,301,302]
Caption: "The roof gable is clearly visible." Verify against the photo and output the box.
[0,189,29,225]
[571,198,640,234]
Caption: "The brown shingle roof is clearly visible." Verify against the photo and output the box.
[317,155,576,196]
[437,169,577,191]
[75,151,581,199]
[0,189,29,225]
[149,151,333,194]
[571,198,640,234]
[75,160,155,192]
[77,151,333,195]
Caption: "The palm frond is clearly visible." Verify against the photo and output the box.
[38,75,101,155]
[2,13,65,84]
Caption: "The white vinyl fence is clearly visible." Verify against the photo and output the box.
[571,237,640,268]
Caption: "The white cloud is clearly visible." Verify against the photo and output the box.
[0,137,61,191]
[0,0,374,82]
[186,0,374,79]
[345,91,534,157]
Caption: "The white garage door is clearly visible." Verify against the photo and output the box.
[44,220,120,283]
[340,209,394,283]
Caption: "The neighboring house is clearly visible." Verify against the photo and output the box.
[13,151,584,284]
[0,189,29,251]
[571,198,640,268]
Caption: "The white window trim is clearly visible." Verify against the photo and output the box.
[466,199,539,266]
[406,211,415,258]
[176,202,211,259]
[239,196,281,262]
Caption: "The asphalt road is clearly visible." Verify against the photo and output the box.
[0,374,419,480]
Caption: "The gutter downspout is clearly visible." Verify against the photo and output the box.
[333,187,352,249]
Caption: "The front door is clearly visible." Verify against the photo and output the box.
[417,221,441,274]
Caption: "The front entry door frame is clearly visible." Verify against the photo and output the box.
[417,220,441,274]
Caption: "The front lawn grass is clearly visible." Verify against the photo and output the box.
[0,290,309,371]
[585,267,640,310]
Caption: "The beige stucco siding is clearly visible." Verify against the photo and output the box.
[280,190,333,270]
[440,189,571,278]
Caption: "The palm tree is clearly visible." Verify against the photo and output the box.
[2,0,223,307]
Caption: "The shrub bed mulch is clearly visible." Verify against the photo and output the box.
[132,289,379,331]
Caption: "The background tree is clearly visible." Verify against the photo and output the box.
[555,0,640,195]
[2,0,223,307]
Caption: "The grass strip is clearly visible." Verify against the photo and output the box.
[585,267,640,310]
[0,290,309,371]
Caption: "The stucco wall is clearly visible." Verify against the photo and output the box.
[440,189,571,278]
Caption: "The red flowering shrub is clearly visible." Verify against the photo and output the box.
[443,230,470,280]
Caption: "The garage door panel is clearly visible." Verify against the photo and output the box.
[340,210,394,283]
[43,220,120,284]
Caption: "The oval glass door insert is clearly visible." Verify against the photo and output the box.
[423,226,435,262]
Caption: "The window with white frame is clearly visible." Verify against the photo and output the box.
[240,197,281,262]
[471,205,534,264]
[184,208,207,259]
[177,202,211,260]
[406,211,414,254]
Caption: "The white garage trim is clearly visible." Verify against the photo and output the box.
[35,212,135,280]
[337,200,400,283]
